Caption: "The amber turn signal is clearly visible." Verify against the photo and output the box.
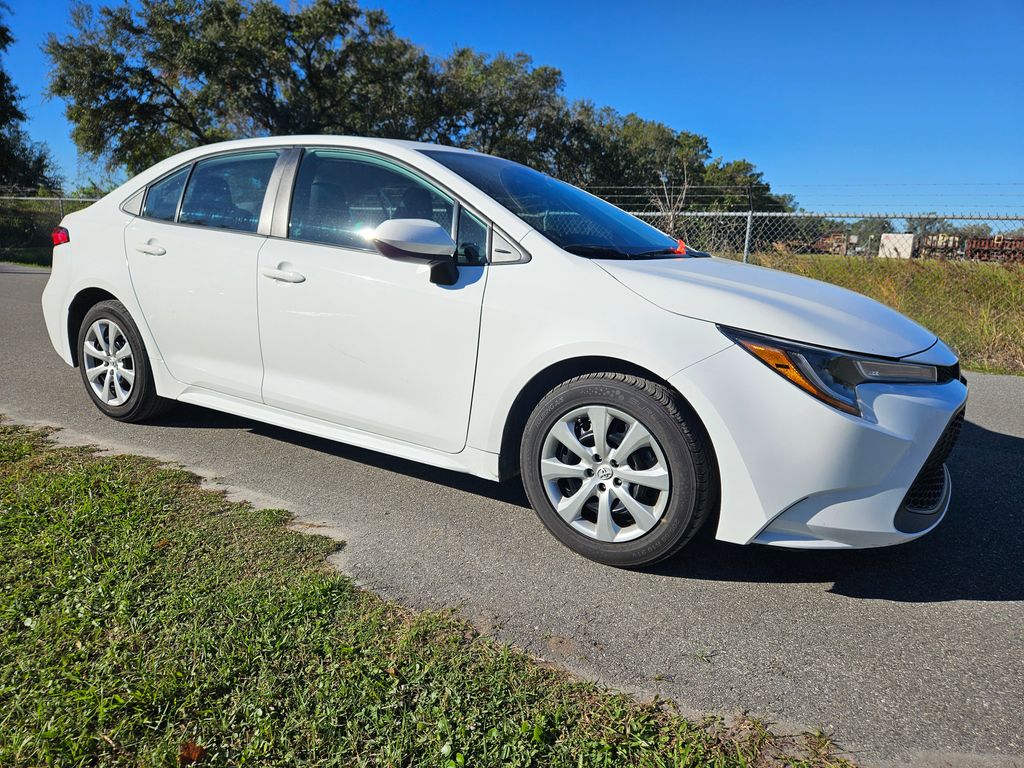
[736,338,860,415]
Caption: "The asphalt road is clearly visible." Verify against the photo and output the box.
[2,271,1022,766]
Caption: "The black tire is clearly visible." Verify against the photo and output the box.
[520,372,716,568]
[76,299,173,423]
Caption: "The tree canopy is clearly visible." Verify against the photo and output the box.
[46,0,791,210]
[0,5,60,190]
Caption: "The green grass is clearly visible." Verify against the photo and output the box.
[0,246,53,266]
[740,252,1024,374]
[0,422,854,767]
[0,252,51,267]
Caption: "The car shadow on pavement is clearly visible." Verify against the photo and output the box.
[148,403,533,508]
[152,405,1022,602]
[149,403,255,431]
[651,420,1024,603]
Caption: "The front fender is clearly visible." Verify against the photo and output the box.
[465,234,732,456]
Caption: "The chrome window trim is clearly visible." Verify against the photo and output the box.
[129,216,275,242]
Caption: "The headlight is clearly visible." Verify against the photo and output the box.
[719,327,939,417]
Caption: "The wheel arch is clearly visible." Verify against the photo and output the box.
[497,355,719,488]
[66,287,121,367]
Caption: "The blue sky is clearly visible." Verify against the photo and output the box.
[3,0,1023,212]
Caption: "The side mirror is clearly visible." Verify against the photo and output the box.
[372,218,459,286]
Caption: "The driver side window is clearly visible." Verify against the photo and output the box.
[289,150,455,250]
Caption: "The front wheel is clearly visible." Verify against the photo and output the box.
[520,373,716,568]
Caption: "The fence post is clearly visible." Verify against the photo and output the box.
[742,210,753,263]
[58,197,64,220]
[742,186,754,263]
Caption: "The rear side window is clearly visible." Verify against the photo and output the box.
[178,151,279,233]
[142,167,189,221]
[289,149,454,250]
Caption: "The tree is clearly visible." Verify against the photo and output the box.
[615,118,710,230]
[904,214,950,237]
[552,106,708,192]
[904,217,996,241]
[702,158,790,212]
[0,4,60,190]
[548,101,622,186]
[46,0,440,174]
[849,218,895,255]
[68,177,120,198]
[951,222,992,239]
[430,49,567,170]
[45,0,792,214]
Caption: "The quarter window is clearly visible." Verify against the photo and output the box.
[178,151,279,233]
[142,166,189,222]
[289,150,454,250]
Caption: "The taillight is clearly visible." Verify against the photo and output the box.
[51,227,71,246]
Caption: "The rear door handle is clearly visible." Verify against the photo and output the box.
[135,243,166,256]
[261,266,306,284]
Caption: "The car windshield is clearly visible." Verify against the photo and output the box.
[420,150,680,259]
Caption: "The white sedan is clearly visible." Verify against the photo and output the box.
[41,136,967,567]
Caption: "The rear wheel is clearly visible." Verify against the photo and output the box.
[520,372,715,567]
[77,300,172,422]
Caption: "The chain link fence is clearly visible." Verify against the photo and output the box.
[630,210,1024,262]
[2,194,1022,373]
[632,211,1024,373]
[0,195,97,267]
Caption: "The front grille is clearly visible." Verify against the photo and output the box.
[903,409,964,512]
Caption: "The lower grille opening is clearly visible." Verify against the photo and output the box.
[904,464,949,512]
[895,409,964,532]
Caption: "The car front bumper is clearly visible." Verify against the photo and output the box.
[670,342,969,549]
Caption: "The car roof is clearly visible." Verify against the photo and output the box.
[181,135,481,155]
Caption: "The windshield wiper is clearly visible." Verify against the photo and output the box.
[563,244,686,259]
[561,244,633,258]
[631,247,680,258]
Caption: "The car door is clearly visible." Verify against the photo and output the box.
[256,148,488,453]
[124,149,282,400]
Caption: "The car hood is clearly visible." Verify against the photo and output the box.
[597,257,936,358]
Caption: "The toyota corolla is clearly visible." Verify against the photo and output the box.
[41,136,967,567]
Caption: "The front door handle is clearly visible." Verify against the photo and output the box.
[135,242,166,256]
[261,266,306,284]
